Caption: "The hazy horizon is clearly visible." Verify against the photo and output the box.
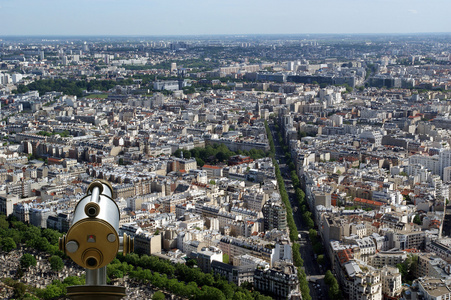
[0,0,450,36]
[1,32,451,38]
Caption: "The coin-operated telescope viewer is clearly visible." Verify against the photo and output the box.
[59,180,134,300]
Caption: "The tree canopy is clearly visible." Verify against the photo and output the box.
[173,144,268,166]
[20,253,37,269]
[49,255,64,271]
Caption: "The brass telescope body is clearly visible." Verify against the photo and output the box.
[58,180,134,299]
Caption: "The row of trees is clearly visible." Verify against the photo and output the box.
[325,270,342,299]
[114,254,273,300]
[265,120,311,300]
[173,143,268,167]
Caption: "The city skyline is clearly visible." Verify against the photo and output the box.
[0,0,450,36]
[0,28,451,299]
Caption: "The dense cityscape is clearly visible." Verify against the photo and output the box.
[0,33,450,300]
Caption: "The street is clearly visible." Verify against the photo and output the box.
[270,123,330,300]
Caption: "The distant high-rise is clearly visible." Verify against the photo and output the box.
[170,62,177,73]
[105,54,110,64]
[39,50,44,61]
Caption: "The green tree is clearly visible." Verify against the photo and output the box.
[304,215,314,229]
[110,269,124,278]
[313,242,324,255]
[309,229,317,242]
[397,255,418,284]
[174,149,182,158]
[195,157,205,167]
[199,286,226,300]
[49,255,64,271]
[0,215,9,230]
[40,284,63,300]
[186,259,197,268]
[292,243,304,267]
[152,291,165,300]
[1,237,16,252]
[182,150,192,159]
[328,282,341,299]
[215,151,228,162]
[63,276,85,286]
[20,253,37,269]
[325,270,342,299]
[22,293,40,300]
[13,282,27,299]
[324,270,334,285]
[413,215,422,225]
[41,229,61,245]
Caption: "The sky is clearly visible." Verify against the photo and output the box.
[0,0,450,36]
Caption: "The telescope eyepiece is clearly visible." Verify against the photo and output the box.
[86,257,98,268]
[85,202,100,218]
[83,248,103,270]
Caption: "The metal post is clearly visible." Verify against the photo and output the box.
[67,266,125,300]
[86,267,107,286]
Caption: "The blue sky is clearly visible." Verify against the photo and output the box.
[0,0,450,36]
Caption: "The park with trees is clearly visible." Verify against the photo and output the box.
[173,143,268,167]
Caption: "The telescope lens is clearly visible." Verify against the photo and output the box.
[84,203,100,217]
[86,257,98,268]
[88,207,96,216]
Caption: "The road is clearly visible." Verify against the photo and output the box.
[269,122,330,300]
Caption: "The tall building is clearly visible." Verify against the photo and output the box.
[440,150,451,178]
[262,198,287,231]
[170,62,177,72]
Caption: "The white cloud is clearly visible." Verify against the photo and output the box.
[408,9,418,14]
